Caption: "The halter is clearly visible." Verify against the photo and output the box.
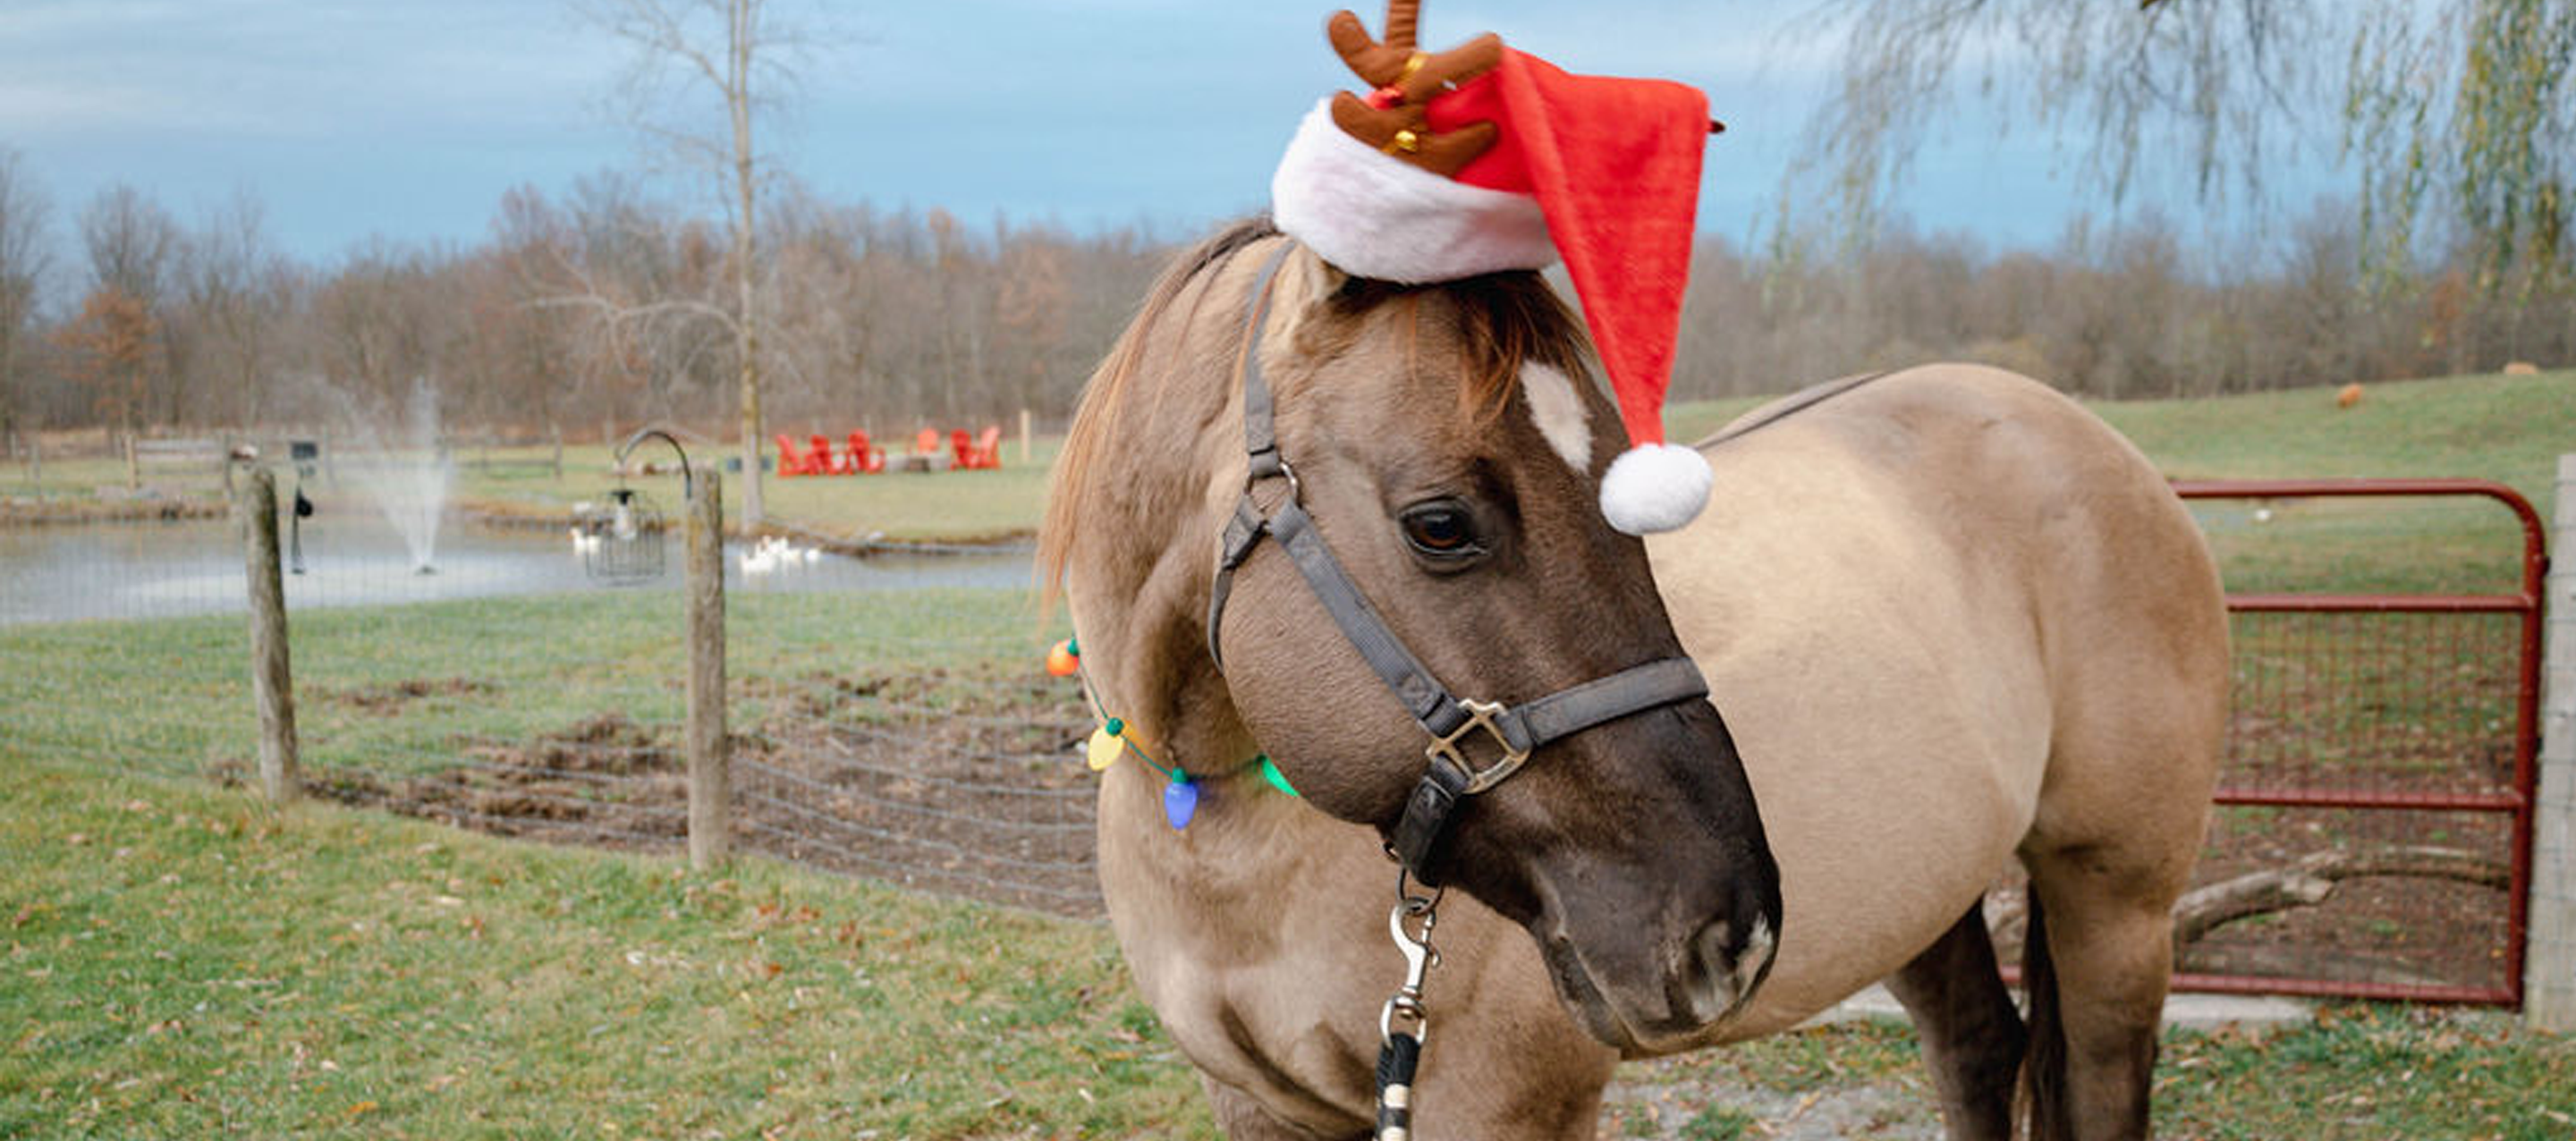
[1203,241,1713,888]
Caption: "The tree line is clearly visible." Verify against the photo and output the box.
[0,148,2567,453]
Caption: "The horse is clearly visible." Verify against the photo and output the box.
[1038,220,2228,1140]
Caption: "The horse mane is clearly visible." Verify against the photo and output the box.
[1038,217,1593,610]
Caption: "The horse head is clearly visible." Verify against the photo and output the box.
[1046,225,1780,1053]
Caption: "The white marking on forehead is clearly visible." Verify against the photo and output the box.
[1519,361,1593,473]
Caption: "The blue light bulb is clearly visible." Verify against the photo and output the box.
[1163,774,1199,830]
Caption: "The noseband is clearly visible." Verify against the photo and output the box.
[1203,241,1712,886]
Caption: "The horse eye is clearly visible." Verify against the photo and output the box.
[1399,503,1483,559]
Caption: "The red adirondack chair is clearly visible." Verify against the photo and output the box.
[772,433,811,477]
[846,429,886,474]
[952,425,1004,470]
[811,434,855,476]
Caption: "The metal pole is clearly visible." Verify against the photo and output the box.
[2527,454,2576,1029]
[686,469,730,868]
[238,467,300,803]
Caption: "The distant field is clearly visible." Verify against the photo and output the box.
[13,370,2569,555]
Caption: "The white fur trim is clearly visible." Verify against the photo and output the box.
[1599,443,1713,536]
[1271,97,1554,283]
[1518,361,1592,473]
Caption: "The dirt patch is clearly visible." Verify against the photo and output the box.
[313,712,691,845]
[317,677,500,715]
[317,666,1105,917]
[738,664,1099,914]
[2180,807,2512,993]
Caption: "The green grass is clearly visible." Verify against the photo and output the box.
[449,438,1066,545]
[2152,1007,2576,1139]
[1601,1010,2576,1139]
[0,758,1211,1139]
[0,588,1059,782]
[2089,373,2574,595]
[1666,368,2576,595]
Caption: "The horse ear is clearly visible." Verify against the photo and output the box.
[1263,243,1352,352]
[1299,247,1354,296]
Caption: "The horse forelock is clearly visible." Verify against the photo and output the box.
[1317,270,1592,434]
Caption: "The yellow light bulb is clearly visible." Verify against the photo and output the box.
[1087,726,1123,772]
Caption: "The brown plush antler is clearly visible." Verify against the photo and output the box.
[1321,2,1501,178]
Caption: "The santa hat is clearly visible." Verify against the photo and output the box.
[1271,4,1717,536]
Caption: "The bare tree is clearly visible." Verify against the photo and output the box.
[1797,0,2573,292]
[0,148,51,452]
[579,0,815,527]
[77,184,183,425]
[175,191,297,427]
[79,184,179,307]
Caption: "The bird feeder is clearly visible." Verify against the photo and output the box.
[580,427,697,587]
[578,486,666,585]
[580,473,669,589]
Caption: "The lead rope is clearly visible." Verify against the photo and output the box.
[1375,873,1442,1140]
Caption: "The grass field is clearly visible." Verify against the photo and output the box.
[4,758,1206,1139]
[9,369,2576,1137]
[9,754,2571,1139]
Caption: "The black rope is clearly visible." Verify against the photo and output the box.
[1373,1030,1421,1141]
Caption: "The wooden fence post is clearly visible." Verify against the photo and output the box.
[685,469,730,868]
[123,431,140,489]
[1019,408,1032,465]
[2529,453,2576,1030]
[238,467,300,803]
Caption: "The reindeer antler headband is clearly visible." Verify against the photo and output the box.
[1271,0,1725,536]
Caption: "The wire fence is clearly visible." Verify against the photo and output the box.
[0,467,1099,917]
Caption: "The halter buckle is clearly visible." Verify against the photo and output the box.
[1244,451,1301,507]
[1425,697,1529,795]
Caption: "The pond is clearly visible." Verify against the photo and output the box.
[0,509,1033,627]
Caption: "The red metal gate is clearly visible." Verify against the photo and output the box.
[2168,478,2545,1004]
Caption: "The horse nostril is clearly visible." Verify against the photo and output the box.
[1684,912,1772,1024]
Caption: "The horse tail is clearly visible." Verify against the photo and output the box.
[2019,892,2072,1138]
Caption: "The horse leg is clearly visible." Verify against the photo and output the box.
[1882,900,2024,1141]
[1201,1075,1368,1141]
[2017,846,2189,1141]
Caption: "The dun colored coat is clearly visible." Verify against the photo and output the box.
[1041,224,2228,1140]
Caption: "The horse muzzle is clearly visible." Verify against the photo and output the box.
[1530,864,1780,1053]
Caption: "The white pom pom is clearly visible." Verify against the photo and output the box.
[1599,443,1714,536]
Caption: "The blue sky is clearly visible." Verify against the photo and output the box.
[2,0,2348,267]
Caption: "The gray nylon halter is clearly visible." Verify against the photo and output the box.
[1204,241,1712,886]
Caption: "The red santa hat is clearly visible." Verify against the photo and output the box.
[1271,5,1717,535]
